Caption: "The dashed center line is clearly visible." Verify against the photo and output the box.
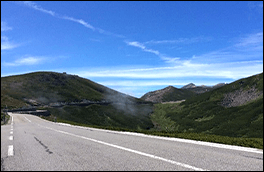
[8,115,14,156]
[8,145,14,156]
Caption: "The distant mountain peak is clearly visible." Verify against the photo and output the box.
[182,83,196,89]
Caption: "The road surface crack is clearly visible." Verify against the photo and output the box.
[34,137,53,154]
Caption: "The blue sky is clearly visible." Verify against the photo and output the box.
[1,1,263,98]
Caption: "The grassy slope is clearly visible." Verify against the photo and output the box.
[1,71,145,108]
[161,87,196,102]
[1,71,154,130]
[43,104,154,130]
[150,73,263,148]
[151,72,263,137]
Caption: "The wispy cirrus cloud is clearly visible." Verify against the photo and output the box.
[192,32,263,64]
[1,21,20,50]
[23,1,55,16]
[234,32,263,50]
[1,36,19,50]
[20,1,124,38]
[126,41,160,55]
[82,32,263,81]
[61,16,95,31]
[75,59,261,80]
[125,40,182,64]
[1,21,12,31]
[144,36,212,45]
[3,56,46,67]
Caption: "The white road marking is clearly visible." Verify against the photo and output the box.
[10,131,13,134]
[56,122,263,154]
[38,124,207,171]
[24,116,31,123]
[8,145,14,156]
[9,136,13,140]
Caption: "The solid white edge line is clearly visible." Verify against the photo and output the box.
[13,113,262,154]
[8,145,14,156]
[39,124,207,171]
[55,122,263,154]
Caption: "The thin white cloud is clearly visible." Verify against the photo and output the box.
[1,21,12,31]
[127,32,263,67]
[83,33,264,80]
[61,16,95,31]
[234,32,263,48]
[1,38,19,50]
[193,32,263,64]
[75,59,262,80]
[126,41,160,56]
[21,1,123,37]
[96,28,125,38]
[145,36,212,45]
[23,1,56,16]
[161,56,180,64]
[1,22,19,50]
[126,41,184,64]
[3,56,45,66]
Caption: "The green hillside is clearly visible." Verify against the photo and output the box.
[1,71,145,108]
[151,72,263,138]
[1,71,154,130]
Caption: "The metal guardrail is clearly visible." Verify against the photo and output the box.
[6,108,51,116]
[1,109,9,125]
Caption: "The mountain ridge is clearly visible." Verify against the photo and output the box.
[141,82,227,103]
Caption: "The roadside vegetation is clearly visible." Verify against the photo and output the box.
[1,112,10,125]
[42,103,154,130]
[41,111,263,149]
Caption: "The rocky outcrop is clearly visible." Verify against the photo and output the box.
[220,86,263,107]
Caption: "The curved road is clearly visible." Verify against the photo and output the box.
[1,112,263,171]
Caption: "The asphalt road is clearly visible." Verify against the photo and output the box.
[1,112,263,171]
